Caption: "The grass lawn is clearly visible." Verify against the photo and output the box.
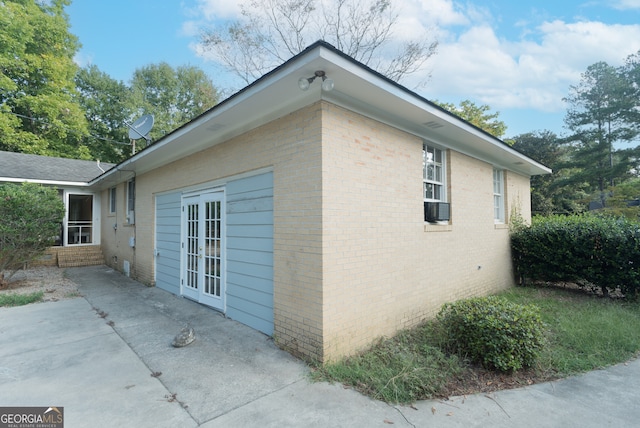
[0,291,44,307]
[311,284,640,404]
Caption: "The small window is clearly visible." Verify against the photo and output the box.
[126,178,135,224]
[423,143,446,202]
[109,187,116,214]
[423,143,449,223]
[493,169,505,223]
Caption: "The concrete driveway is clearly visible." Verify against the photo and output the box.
[1,265,640,427]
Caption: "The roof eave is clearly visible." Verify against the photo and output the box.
[90,40,551,189]
[0,176,91,187]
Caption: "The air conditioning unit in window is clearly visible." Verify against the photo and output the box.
[424,202,450,223]
[126,211,135,225]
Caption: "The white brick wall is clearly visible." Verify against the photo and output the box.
[99,100,533,362]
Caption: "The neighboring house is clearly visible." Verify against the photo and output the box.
[0,151,113,266]
[1,41,550,362]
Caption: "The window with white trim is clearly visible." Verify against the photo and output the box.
[126,178,135,224]
[493,168,505,223]
[423,143,446,202]
[109,187,116,214]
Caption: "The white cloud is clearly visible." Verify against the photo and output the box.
[411,0,470,27]
[423,17,640,113]
[181,0,640,118]
[180,0,243,38]
[187,0,241,20]
[611,0,640,10]
[73,51,94,69]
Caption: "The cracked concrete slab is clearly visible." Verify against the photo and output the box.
[2,265,640,427]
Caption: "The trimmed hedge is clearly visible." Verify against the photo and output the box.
[511,214,640,298]
[437,296,545,372]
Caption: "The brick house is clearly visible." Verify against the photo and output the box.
[0,151,111,267]
[2,41,550,361]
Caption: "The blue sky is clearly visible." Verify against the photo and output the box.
[67,0,640,138]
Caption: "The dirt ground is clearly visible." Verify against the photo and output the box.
[0,267,81,302]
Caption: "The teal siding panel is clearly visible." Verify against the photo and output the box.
[155,192,181,295]
[227,224,272,239]
[227,297,273,325]
[227,260,273,280]
[227,273,273,304]
[227,248,273,266]
[155,224,180,235]
[226,210,273,226]
[226,173,273,196]
[226,310,274,336]
[227,237,273,252]
[227,197,273,214]
[225,172,274,335]
[227,188,273,202]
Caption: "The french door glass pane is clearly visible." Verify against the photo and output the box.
[203,200,221,297]
[186,203,198,290]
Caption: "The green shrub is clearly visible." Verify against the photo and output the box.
[0,183,65,284]
[437,296,545,372]
[511,214,640,298]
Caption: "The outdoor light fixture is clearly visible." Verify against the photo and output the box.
[298,70,334,91]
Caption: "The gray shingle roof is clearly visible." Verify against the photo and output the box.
[0,151,115,183]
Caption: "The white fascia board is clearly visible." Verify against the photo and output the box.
[318,50,551,176]
[0,177,90,187]
[91,49,322,188]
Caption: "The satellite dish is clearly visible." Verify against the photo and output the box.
[128,114,154,140]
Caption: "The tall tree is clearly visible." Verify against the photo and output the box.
[75,65,133,163]
[620,50,640,135]
[512,131,588,215]
[563,61,637,206]
[129,63,219,143]
[0,0,90,158]
[435,99,507,138]
[198,0,437,85]
[75,62,219,160]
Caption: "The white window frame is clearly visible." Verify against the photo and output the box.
[423,143,446,202]
[109,187,116,214]
[493,168,505,223]
[126,178,135,224]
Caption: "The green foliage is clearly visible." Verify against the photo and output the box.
[501,287,640,374]
[437,296,545,372]
[0,291,44,307]
[0,183,65,281]
[512,130,588,215]
[562,60,639,204]
[600,178,640,221]
[74,65,133,163]
[1,1,220,163]
[313,287,640,404]
[312,324,463,403]
[129,62,219,140]
[511,214,640,297]
[0,0,90,157]
[621,50,640,132]
[73,62,220,162]
[509,52,640,217]
[435,99,507,138]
